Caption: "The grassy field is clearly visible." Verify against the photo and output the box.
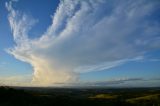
[89,94,118,99]
[126,94,160,105]
[0,86,160,106]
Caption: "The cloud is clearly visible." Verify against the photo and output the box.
[5,0,160,86]
[81,77,160,87]
[91,78,144,86]
[51,77,144,87]
[75,56,144,73]
[0,75,32,86]
[0,62,7,67]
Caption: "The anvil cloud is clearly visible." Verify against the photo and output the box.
[6,0,160,86]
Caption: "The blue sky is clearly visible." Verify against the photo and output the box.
[0,0,160,87]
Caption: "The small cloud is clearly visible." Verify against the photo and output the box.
[0,62,8,68]
[148,59,160,62]
[150,77,160,81]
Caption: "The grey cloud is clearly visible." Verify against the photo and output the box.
[51,78,145,87]
[92,78,144,86]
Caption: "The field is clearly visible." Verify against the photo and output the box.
[0,86,160,106]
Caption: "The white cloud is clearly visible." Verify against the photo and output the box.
[5,0,160,86]
[75,56,144,73]
[0,75,32,86]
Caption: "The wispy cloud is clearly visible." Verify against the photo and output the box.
[75,56,144,73]
[48,77,145,87]
[5,0,160,86]
[91,78,144,86]
[0,62,7,67]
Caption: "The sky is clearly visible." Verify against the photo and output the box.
[0,0,160,87]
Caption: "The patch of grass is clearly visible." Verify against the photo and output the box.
[126,94,160,104]
[89,94,118,99]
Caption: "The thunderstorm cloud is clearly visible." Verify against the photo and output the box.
[5,0,160,86]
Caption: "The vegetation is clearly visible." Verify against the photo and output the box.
[89,94,118,99]
[0,86,160,106]
[126,94,160,106]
